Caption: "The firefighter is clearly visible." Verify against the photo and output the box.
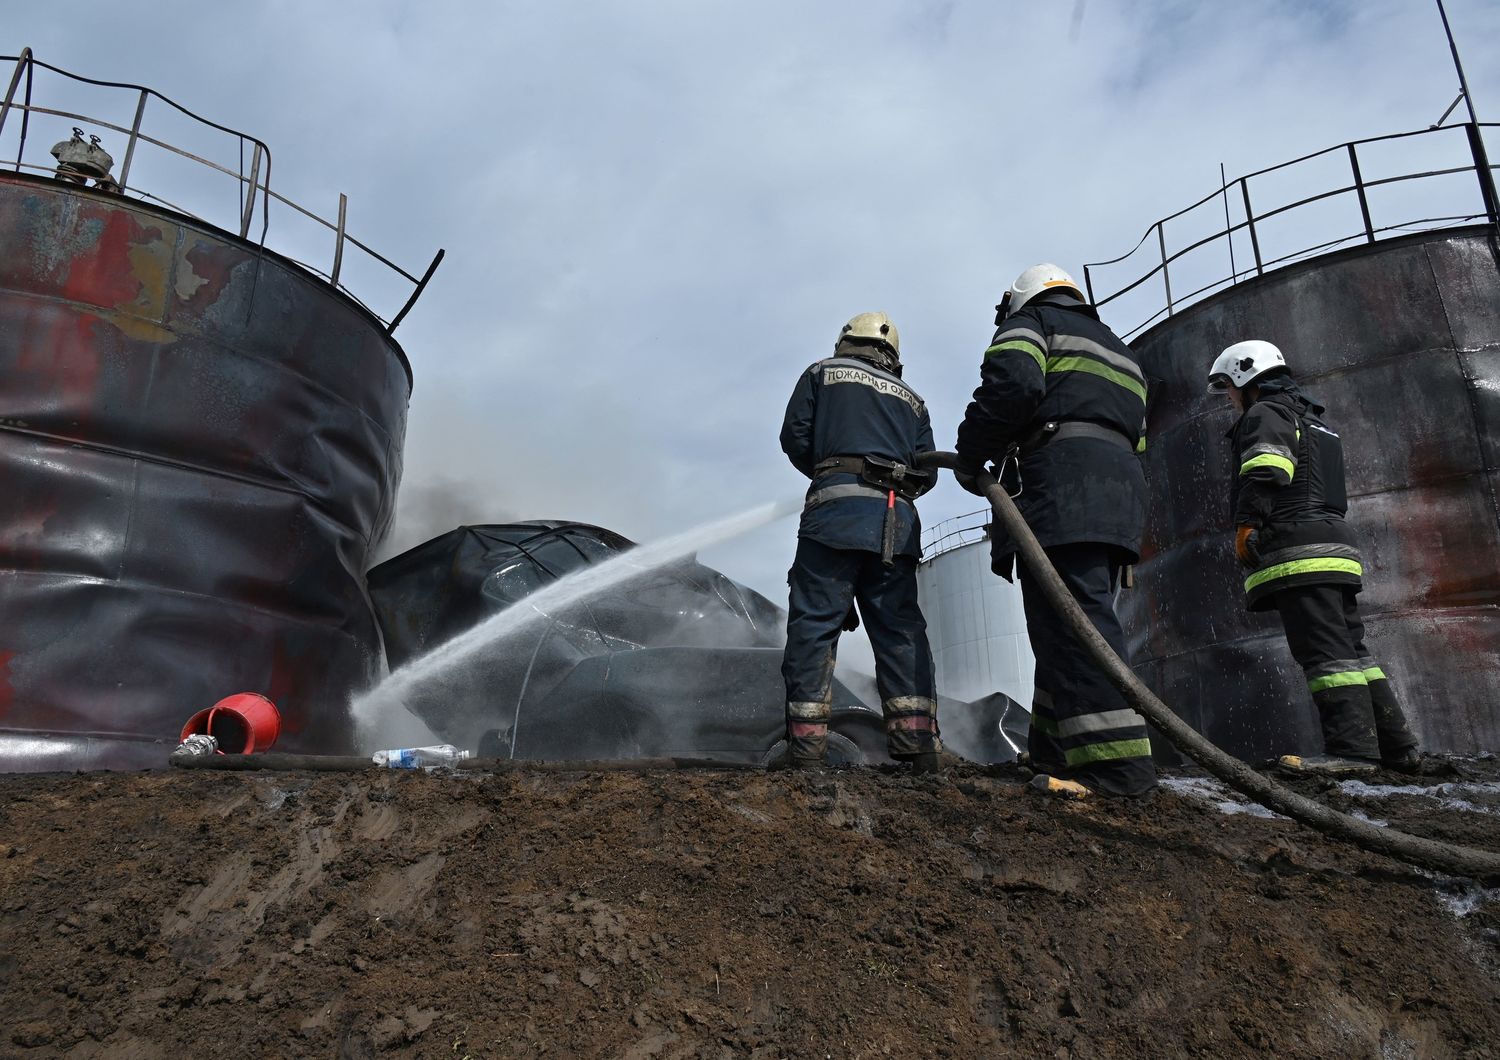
[779,312,940,771]
[1208,340,1423,776]
[954,264,1156,798]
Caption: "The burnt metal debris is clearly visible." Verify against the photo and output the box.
[367,522,891,765]
[367,522,1024,766]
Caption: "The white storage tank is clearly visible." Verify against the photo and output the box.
[918,511,1035,709]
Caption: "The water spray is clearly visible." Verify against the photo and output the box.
[351,497,803,749]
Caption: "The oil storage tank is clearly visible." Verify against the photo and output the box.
[1089,123,1500,760]
[918,511,1035,710]
[0,50,439,769]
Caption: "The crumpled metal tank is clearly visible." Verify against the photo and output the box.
[1121,226,1500,760]
[0,171,410,770]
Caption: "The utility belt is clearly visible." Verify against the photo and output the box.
[807,455,934,567]
[1019,420,1135,456]
[811,455,935,501]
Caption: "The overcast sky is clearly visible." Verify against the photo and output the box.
[6,1,1498,605]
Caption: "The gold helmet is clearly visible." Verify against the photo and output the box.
[837,311,900,354]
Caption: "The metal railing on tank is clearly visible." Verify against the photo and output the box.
[920,508,991,563]
[1083,122,1499,341]
[0,47,442,334]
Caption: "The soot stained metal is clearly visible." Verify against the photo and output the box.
[0,171,412,770]
[1122,226,1500,761]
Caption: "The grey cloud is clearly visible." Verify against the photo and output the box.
[5,1,1495,600]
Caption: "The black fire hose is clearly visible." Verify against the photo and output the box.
[917,450,1500,883]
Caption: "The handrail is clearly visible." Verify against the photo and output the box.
[0,48,441,333]
[1084,122,1500,340]
[920,508,991,562]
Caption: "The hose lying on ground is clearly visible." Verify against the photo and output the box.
[918,450,1500,883]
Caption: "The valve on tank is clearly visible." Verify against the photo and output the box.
[50,127,119,192]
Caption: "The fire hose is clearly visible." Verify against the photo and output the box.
[917,450,1500,883]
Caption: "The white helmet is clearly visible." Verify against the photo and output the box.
[1207,340,1287,392]
[1000,263,1087,318]
[838,311,900,354]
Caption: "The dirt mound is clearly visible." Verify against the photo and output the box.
[2,760,1498,1058]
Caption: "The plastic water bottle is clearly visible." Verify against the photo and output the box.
[370,744,471,769]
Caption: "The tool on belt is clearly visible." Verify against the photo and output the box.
[811,455,935,567]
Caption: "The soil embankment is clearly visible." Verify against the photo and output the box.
[2,761,1498,1057]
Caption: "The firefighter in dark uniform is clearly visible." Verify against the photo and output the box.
[1208,340,1423,776]
[779,312,940,771]
[954,264,1156,798]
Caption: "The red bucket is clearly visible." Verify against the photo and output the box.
[179,693,282,754]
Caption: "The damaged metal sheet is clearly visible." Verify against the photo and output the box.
[0,173,409,771]
[367,522,892,765]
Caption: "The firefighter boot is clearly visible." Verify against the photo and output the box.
[1277,754,1378,777]
[1366,676,1420,767]
[884,696,940,768]
[785,700,831,770]
[1028,773,1091,799]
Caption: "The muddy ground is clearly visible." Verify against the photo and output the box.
[2,759,1499,1059]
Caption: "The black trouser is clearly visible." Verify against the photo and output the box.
[781,538,938,762]
[1018,543,1156,796]
[1273,584,1418,761]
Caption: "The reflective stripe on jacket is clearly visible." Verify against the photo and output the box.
[955,300,1147,566]
[780,345,935,557]
[1229,379,1361,610]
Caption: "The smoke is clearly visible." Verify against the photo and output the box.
[374,475,521,564]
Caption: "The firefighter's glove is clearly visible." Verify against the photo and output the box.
[841,605,860,633]
[953,461,988,498]
[1234,525,1260,567]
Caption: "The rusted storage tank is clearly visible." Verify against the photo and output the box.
[0,132,418,766]
[1120,226,1500,759]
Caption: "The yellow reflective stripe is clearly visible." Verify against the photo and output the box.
[986,339,1046,373]
[1245,558,1362,593]
[1064,738,1152,766]
[1362,667,1387,682]
[1045,355,1147,401]
[1240,453,1295,480]
[1308,671,1368,694]
[1135,435,1147,453]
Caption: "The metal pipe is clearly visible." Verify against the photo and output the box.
[1240,178,1264,275]
[239,142,261,239]
[1220,162,1238,281]
[386,247,445,333]
[15,58,32,174]
[1465,122,1500,226]
[914,450,1500,882]
[1348,143,1376,243]
[0,48,30,143]
[1157,222,1174,314]
[1435,0,1481,125]
[116,89,147,192]
[331,192,347,286]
